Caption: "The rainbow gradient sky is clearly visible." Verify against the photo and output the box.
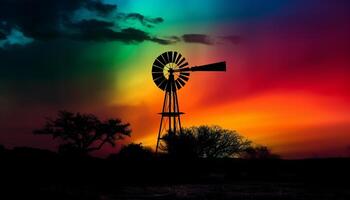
[1,0,350,158]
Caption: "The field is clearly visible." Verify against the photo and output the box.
[1,148,349,200]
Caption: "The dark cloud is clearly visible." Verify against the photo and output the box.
[66,18,180,45]
[68,19,175,44]
[70,19,114,31]
[182,34,214,45]
[181,34,242,45]
[115,29,178,45]
[0,0,238,47]
[117,28,150,43]
[85,0,117,16]
[124,13,164,28]
[149,36,180,45]
[0,0,170,45]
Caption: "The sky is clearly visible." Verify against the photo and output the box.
[0,0,350,159]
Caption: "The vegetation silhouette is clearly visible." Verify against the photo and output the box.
[2,112,350,199]
[109,143,153,161]
[242,145,280,160]
[33,110,131,156]
[160,125,254,159]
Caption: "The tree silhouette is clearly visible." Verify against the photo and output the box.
[33,111,131,156]
[161,131,197,159]
[161,125,252,159]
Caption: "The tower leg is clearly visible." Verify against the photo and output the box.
[174,90,182,134]
[155,91,168,153]
[173,86,177,134]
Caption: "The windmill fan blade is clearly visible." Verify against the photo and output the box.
[161,52,169,63]
[152,65,163,72]
[175,53,182,64]
[152,72,163,79]
[167,51,173,63]
[177,77,186,86]
[153,77,164,85]
[152,72,164,81]
[175,80,182,90]
[172,51,178,63]
[154,59,164,68]
[179,74,189,81]
[177,57,186,66]
[179,62,188,68]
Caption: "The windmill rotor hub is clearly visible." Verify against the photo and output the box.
[163,63,178,80]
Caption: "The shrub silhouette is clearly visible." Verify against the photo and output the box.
[242,145,280,160]
[160,125,252,159]
[112,143,153,160]
[34,110,131,156]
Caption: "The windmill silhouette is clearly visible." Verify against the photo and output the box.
[152,51,226,153]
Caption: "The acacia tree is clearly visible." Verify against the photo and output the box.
[34,111,131,156]
[161,125,252,158]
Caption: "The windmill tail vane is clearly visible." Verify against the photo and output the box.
[151,51,226,153]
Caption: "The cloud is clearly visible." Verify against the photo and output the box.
[66,18,174,44]
[182,34,214,45]
[67,19,176,44]
[181,34,241,45]
[123,13,164,28]
[71,19,115,30]
[118,28,151,43]
[149,36,180,45]
[0,0,240,47]
[0,28,34,47]
[0,0,170,46]
[84,0,117,16]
